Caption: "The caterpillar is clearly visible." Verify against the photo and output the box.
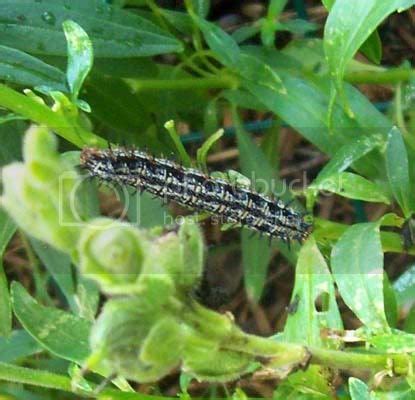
[80,147,311,243]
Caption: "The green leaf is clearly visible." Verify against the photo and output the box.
[404,304,415,333]
[322,0,335,8]
[386,127,415,217]
[383,273,398,328]
[232,25,261,44]
[192,15,240,66]
[307,131,385,207]
[0,209,16,261]
[349,378,371,400]
[314,134,384,183]
[10,284,129,391]
[236,52,286,94]
[128,65,209,120]
[0,113,27,125]
[125,191,169,229]
[179,372,192,395]
[0,45,67,91]
[63,20,93,101]
[98,392,177,400]
[359,30,382,64]
[178,219,204,288]
[0,330,41,362]
[0,258,12,338]
[393,264,415,308]
[281,38,328,74]
[276,20,318,35]
[203,98,219,137]
[0,113,26,125]
[35,52,158,78]
[367,328,415,353]
[266,0,288,17]
[93,57,158,78]
[239,48,393,179]
[159,9,193,35]
[196,128,223,171]
[323,1,382,65]
[309,172,390,204]
[29,238,77,313]
[0,0,183,58]
[260,20,275,48]
[283,237,342,346]
[0,85,106,148]
[0,121,25,167]
[11,281,91,363]
[84,73,152,146]
[274,366,334,400]
[261,121,280,168]
[379,213,404,228]
[190,0,210,18]
[260,0,289,47]
[232,109,284,199]
[331,222,389,331]
[222,88,268,111]
[76,275,100,321]
[74,170,101,221]
[314,217,407,256]
[0,209,17,338]
[240,231,271,302]
[324,0,415,90]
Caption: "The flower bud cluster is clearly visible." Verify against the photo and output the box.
[1,127,258,383]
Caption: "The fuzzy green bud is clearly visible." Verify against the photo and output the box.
[141,218,204,293]
[1,126,81,253]
[140,316,185,367]
[137,273,176,309]
[186,300,233,340]
[141,232,181,277]
[183,334,253,382]
[178,218,204,289]
[78,218,148,292]
[90,297,184,383]
[24,125,60,184]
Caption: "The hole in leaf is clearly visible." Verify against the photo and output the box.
[314,291,330,312]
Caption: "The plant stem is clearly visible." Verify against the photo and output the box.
[129,76,239,91]
[0,362,139,398]
[228,331,414,375]
[345,68,415,84]
[0,84,106,148]
[0,362,75,394]
[144,0,171,34]
[184,0,204,55]
[226,330,310,369]
[182,50,222,75]
[308,346,388,372]
[164,120,192,167]
[0,338,413,396]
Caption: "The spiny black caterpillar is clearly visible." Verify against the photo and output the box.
[80,147,312,243]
